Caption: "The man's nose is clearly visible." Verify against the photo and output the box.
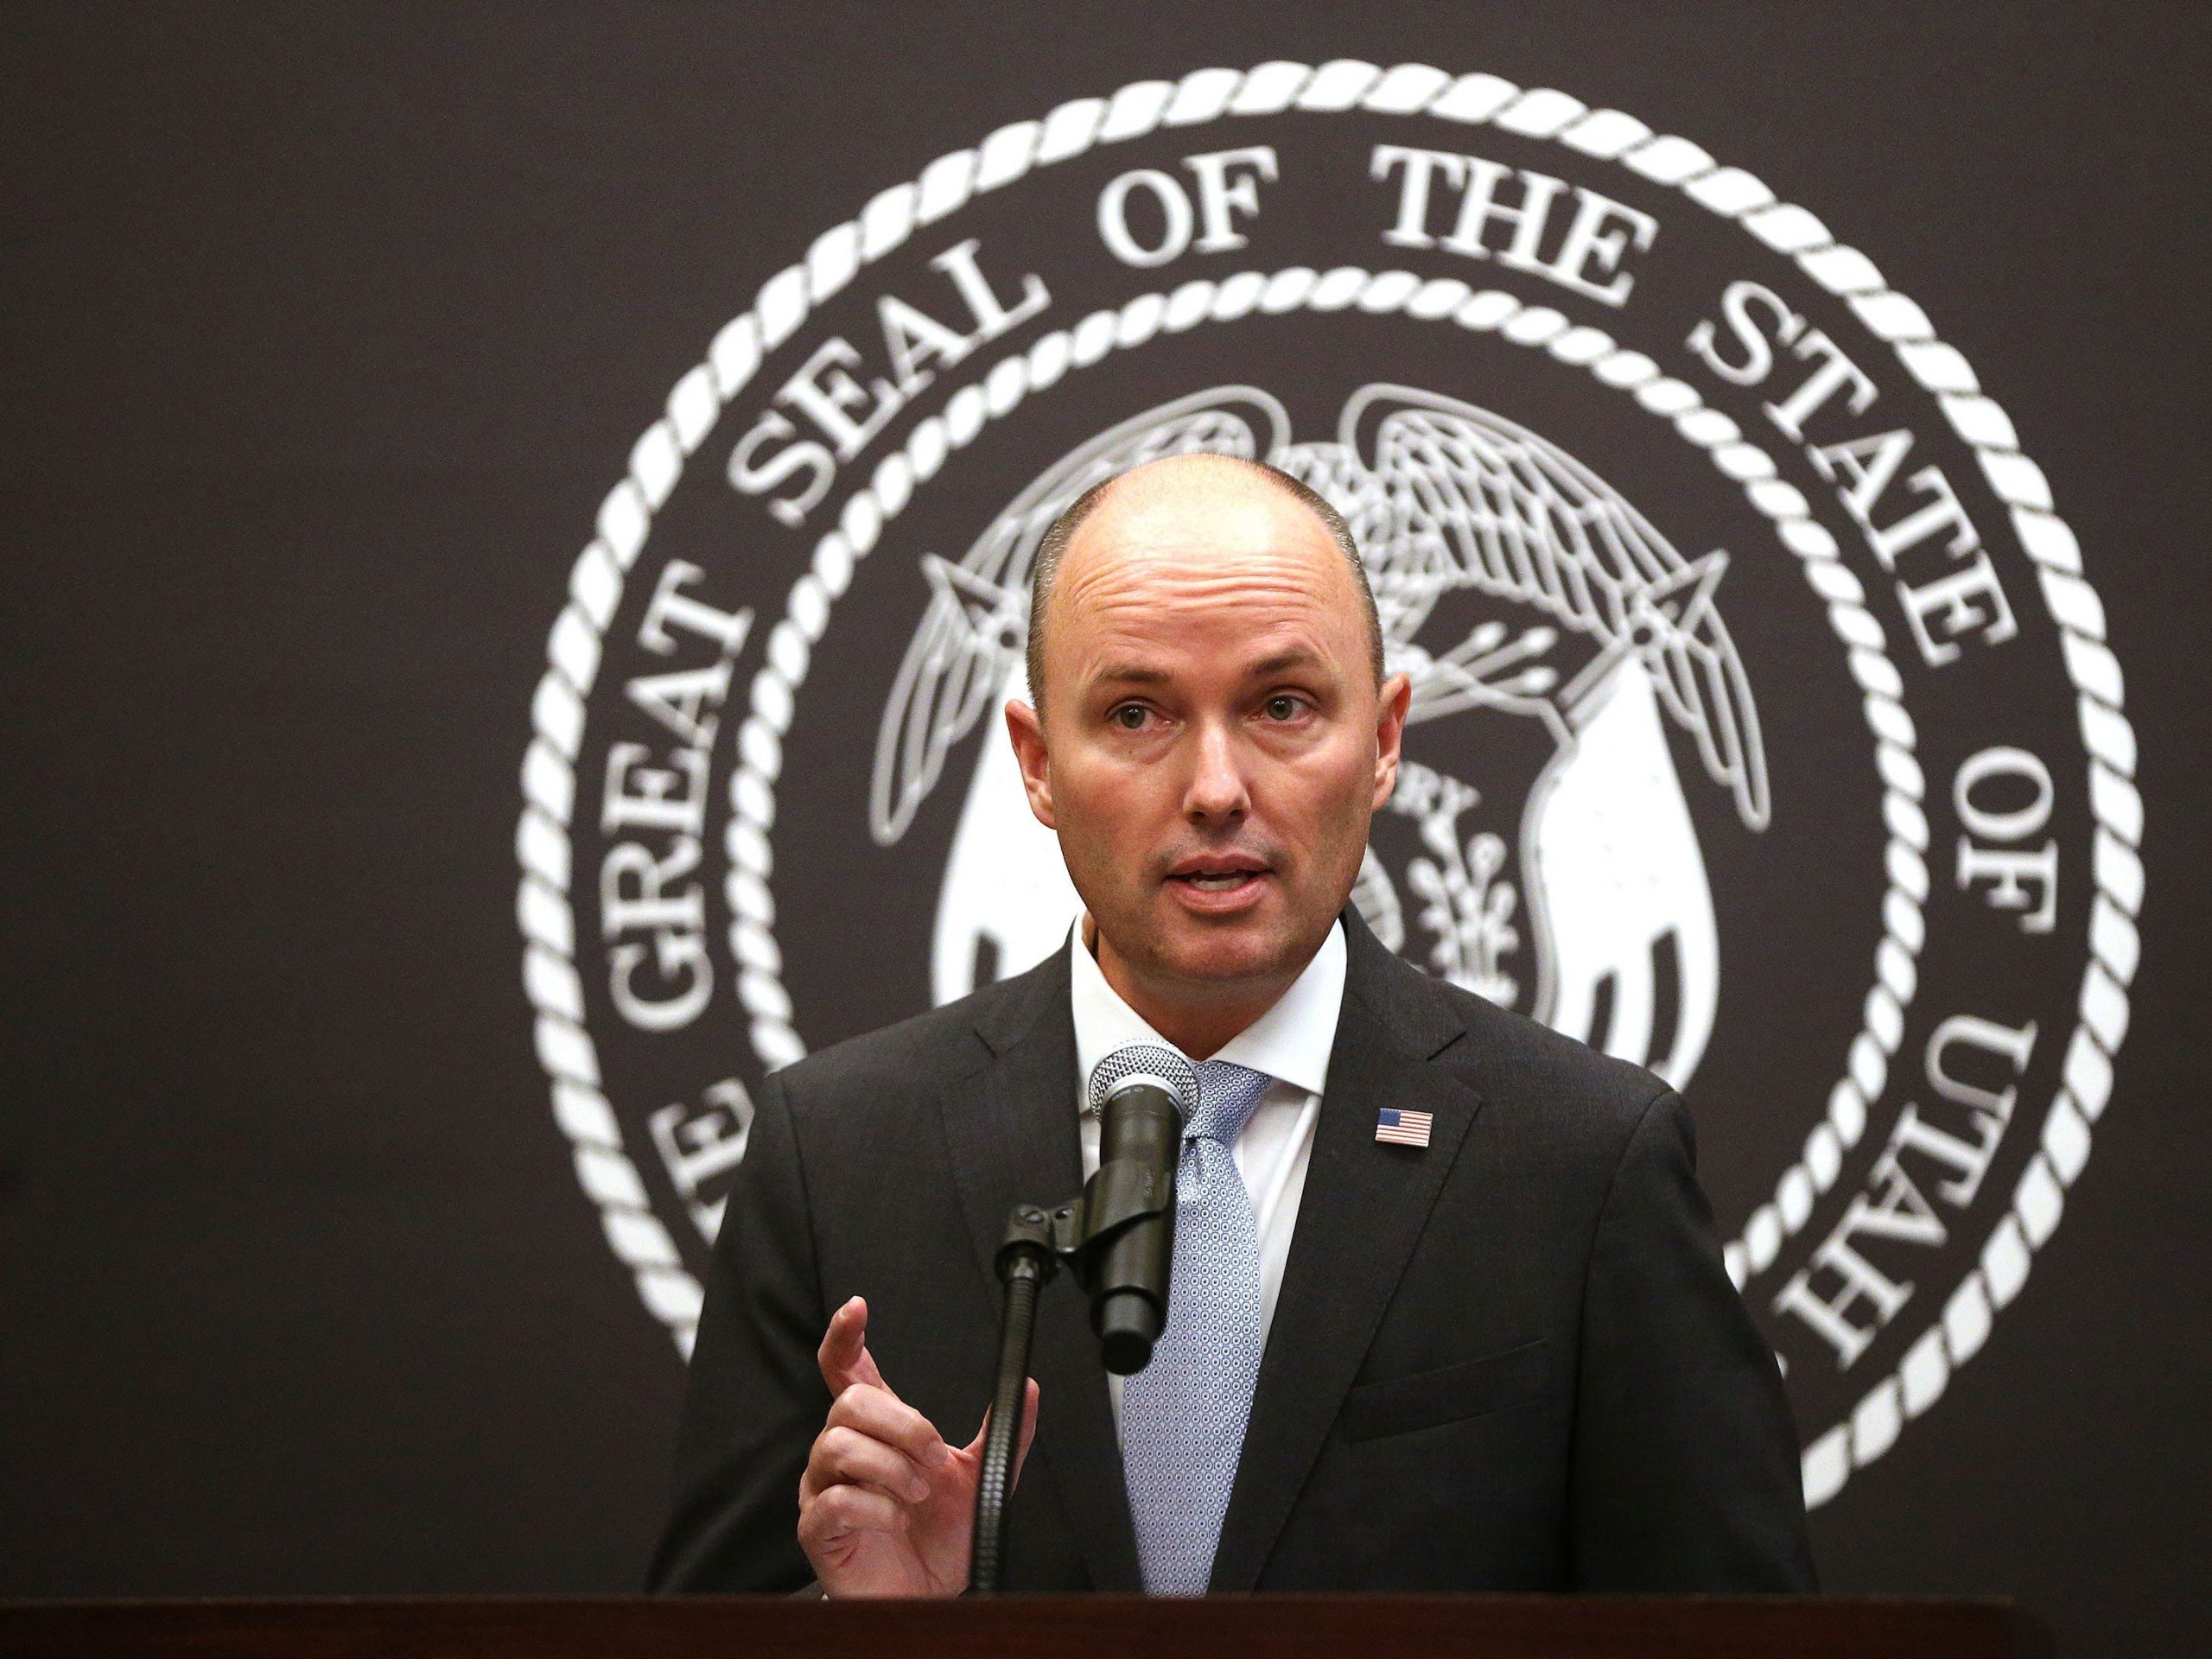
[1182,719,1251,822]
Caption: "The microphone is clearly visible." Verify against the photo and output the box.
[1084,1045,1198,1374]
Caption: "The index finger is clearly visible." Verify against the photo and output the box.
[817,1295,888,1396]
[825,1382,949,1470]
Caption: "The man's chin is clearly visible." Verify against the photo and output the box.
[1146,912,1304,992]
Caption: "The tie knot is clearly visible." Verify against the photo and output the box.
[1190,1059,1270,1144]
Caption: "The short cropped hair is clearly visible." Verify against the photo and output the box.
[1025,455,1385,713]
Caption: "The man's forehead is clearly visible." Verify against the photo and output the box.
[1031,452,1378,709]
[1063,537,1361,683]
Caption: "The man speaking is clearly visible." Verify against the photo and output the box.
[650,453,1815,1596]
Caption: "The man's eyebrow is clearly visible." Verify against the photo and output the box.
[1087,663,1171,687]
[1086,650,1331,688]
[1246,647,1326,677]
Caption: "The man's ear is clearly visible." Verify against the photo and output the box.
[1372,672,1411,810]
[1005,697,1058,830]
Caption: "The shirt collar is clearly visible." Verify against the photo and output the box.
[1069,917,1347,1107]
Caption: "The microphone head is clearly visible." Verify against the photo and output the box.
[1087,1043,1198,1119]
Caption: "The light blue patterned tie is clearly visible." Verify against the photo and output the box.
[1121,1058,1270,1595]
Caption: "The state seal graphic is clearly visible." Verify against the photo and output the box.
[514,61,2143,1510]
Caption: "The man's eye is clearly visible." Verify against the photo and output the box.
[1111,704,1148,731]
[1263,695,1306,721]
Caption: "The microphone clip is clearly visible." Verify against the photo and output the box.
[992,1154,1174,1291]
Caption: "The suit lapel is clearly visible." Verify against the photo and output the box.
[1208,915,1484,1591]
[935,947,1144,1592]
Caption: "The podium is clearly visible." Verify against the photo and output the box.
[0,1595,2047,1657]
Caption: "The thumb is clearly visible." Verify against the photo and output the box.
[1013,1377,1041,1484]
[961,1378,1043,1481]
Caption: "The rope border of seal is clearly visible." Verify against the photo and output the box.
[513,61,2143,1515]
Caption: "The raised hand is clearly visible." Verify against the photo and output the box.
[797,1295,1039,1598]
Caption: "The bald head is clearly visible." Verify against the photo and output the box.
[1000,448,1412,1052]
[1025,454,1383,715]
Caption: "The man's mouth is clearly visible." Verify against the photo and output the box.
[1166,857,1271,894]
[1179,871,1256,891]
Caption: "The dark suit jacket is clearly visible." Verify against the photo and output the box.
[650,912,1815,1592]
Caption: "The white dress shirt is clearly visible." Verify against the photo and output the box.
[1070,918,1347,1431]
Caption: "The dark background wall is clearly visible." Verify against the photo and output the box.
[1,5,2206,1655]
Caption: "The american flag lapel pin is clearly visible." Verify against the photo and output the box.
[1375,1107,1433,1148]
